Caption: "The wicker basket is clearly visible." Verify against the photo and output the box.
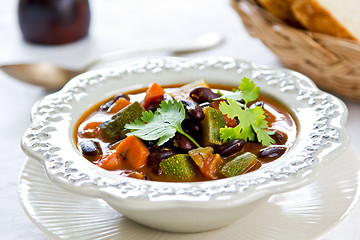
[231,0,360,101]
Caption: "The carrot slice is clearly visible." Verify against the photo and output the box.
[141,83,165,109]
[97,152,123,171]
[108,98,131,113]
[116,135,150,169]
[79,122,102,138]
[84,121,102,130]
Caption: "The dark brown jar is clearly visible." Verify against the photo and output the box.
[18,0,90,45]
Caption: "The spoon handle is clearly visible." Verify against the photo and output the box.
[82,47,164,71]
[82,32,224,71]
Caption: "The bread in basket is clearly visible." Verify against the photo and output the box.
[231,0,360,101]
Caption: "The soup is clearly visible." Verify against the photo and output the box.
[75,79,296,182]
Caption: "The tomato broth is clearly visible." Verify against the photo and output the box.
[75,81,297,182]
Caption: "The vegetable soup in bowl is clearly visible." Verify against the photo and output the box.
[75,79,297,182]
[21,57,349,232]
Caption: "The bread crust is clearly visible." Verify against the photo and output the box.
[291,0,357,40]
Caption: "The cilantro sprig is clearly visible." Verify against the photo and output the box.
[217,77,259,103]
[124,100,201,147]
[218,77,275,146]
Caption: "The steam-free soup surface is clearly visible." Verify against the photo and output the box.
[75,81,296,182]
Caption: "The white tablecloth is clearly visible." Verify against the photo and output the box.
[1,0,359,239]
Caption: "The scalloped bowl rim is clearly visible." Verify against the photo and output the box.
[21,56,349,210]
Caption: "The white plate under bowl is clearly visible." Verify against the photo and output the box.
[19,146,360,240]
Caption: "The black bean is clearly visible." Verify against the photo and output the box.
[174,133,197,151]
[182,119,201,136]
[152,167,163,175]
[99,94,130,111]
[99,100,115,111]
[258,147,286,159]
[238,99,245,104]
[146,93,174,112]
[216,139,245,157]
[271,131,287,145]
[189,87,220,104]
[80,140,102,160]
[143,175,151,180]
[147,100,161,112]
[147,148,177,166]
[144,140,158,151]
[181,99,204,120]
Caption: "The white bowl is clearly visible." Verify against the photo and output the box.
[21,57,349,233]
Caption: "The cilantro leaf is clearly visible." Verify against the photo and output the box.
[125,100,200,147]
[217,77,259,103]
[218,78,275,146]
[217,91,243,102]
[238,77,259,103]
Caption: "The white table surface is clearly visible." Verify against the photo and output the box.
[1,0,359,239]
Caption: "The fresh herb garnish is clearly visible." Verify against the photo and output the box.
[217,77,259,103]
[218,77,275,146]
[125,100,201,147]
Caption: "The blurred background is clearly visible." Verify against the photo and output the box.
[1,0,281,68]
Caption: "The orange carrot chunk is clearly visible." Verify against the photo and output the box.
[108,98,131,113]
[84,121,102,130]
[141,83,165,109]
[116,135,150,169]
[79,122,102,138]
[97,152,123,171]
